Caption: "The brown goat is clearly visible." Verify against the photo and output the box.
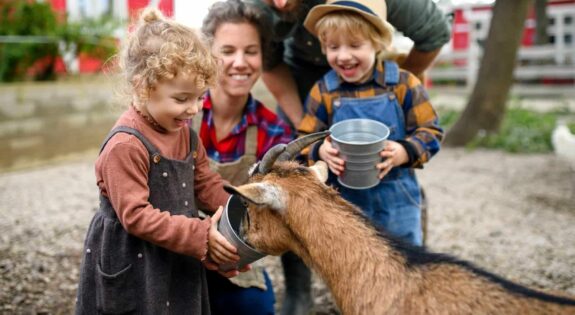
[226,156,575,315]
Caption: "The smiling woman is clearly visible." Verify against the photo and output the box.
[197,0,292,165]
[193,0,294,314]
[211,23,262,100]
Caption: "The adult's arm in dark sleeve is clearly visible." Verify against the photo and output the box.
[386,0,452,75]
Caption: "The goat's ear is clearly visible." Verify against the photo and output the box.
[309,161,328,183]
[224,183,286,212]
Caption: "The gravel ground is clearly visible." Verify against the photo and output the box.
[1,148,574,314]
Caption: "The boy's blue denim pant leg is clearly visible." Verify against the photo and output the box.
[208,270,275,315]
[337,170,423,246]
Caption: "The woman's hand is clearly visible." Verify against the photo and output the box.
[377,140,408,179]
[318,137,345,175]
[214,264,252,278]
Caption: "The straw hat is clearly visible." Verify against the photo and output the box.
[303,0,394,45]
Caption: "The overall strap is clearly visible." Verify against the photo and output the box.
[384,60,400,86]
[323,70,341,92]
[99,126,160,155]
[322,70,341,117]
[244,125,258,157]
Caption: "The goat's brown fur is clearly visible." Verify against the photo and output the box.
[227,161,575,315]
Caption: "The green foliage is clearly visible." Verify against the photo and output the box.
[438,109,460,128]
[438,108,570,153]
[0,0,119,82]
[60,15,119,60]
[0,0,59,81]
[470,109,556,153]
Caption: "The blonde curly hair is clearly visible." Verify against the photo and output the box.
[120,7,218,104]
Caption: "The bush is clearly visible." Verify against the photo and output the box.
[0,1,59,81]
[0,0,119,82]
[438,108,573,153]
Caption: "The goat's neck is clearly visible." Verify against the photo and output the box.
[286,197,409,314]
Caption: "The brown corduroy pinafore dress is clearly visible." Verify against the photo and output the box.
[75,126,210,315]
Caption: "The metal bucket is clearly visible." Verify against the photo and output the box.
[218,195,266,271]
[329,119,390,189]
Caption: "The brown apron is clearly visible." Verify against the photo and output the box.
[193,114,267,290]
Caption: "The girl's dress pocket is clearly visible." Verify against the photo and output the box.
[96,263,136,313]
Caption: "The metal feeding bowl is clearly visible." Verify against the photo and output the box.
[329,118,390,189]
[217,195,266,271]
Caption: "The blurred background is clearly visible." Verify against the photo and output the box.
[0,0,573,171]
[1,1,574,314]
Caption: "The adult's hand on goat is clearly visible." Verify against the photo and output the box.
[377,140,409,179]
[207,206,240,265]
[202,257,252,278]
[319,136,345,175]
[216,264,252,278]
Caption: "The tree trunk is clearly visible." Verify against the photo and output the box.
[444,0,532,147]
[534,0,549,46]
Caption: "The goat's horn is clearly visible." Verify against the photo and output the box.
[257,143,287,174]
[277,130,331,161]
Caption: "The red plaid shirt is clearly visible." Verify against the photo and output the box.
[198,93,293,162]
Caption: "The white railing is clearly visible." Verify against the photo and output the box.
[429,44,575,86]
[429,3,575,88]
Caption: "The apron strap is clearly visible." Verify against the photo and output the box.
[189,126,198,154]
[244,125,258,157]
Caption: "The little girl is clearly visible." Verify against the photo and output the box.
[75,8,243,314]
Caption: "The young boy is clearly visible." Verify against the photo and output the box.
[298,0,443,246]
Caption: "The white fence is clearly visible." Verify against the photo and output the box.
[429,3,575,89]
[429,44,575,86]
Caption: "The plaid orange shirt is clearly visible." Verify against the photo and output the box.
[298,60,443,168]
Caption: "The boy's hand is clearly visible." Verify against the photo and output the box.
[318,137,345,175]
[208,206,240,264]
[377,140,408,179]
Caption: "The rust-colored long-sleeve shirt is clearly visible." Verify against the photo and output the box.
[95,106,230,259]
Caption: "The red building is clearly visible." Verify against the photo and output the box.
[48,0,174,74]
[451,0,574,58]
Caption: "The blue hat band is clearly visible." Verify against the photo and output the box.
[331,1,377,17]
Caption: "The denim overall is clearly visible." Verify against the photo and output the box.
[326,61,423,246]
[76,126,210,314]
